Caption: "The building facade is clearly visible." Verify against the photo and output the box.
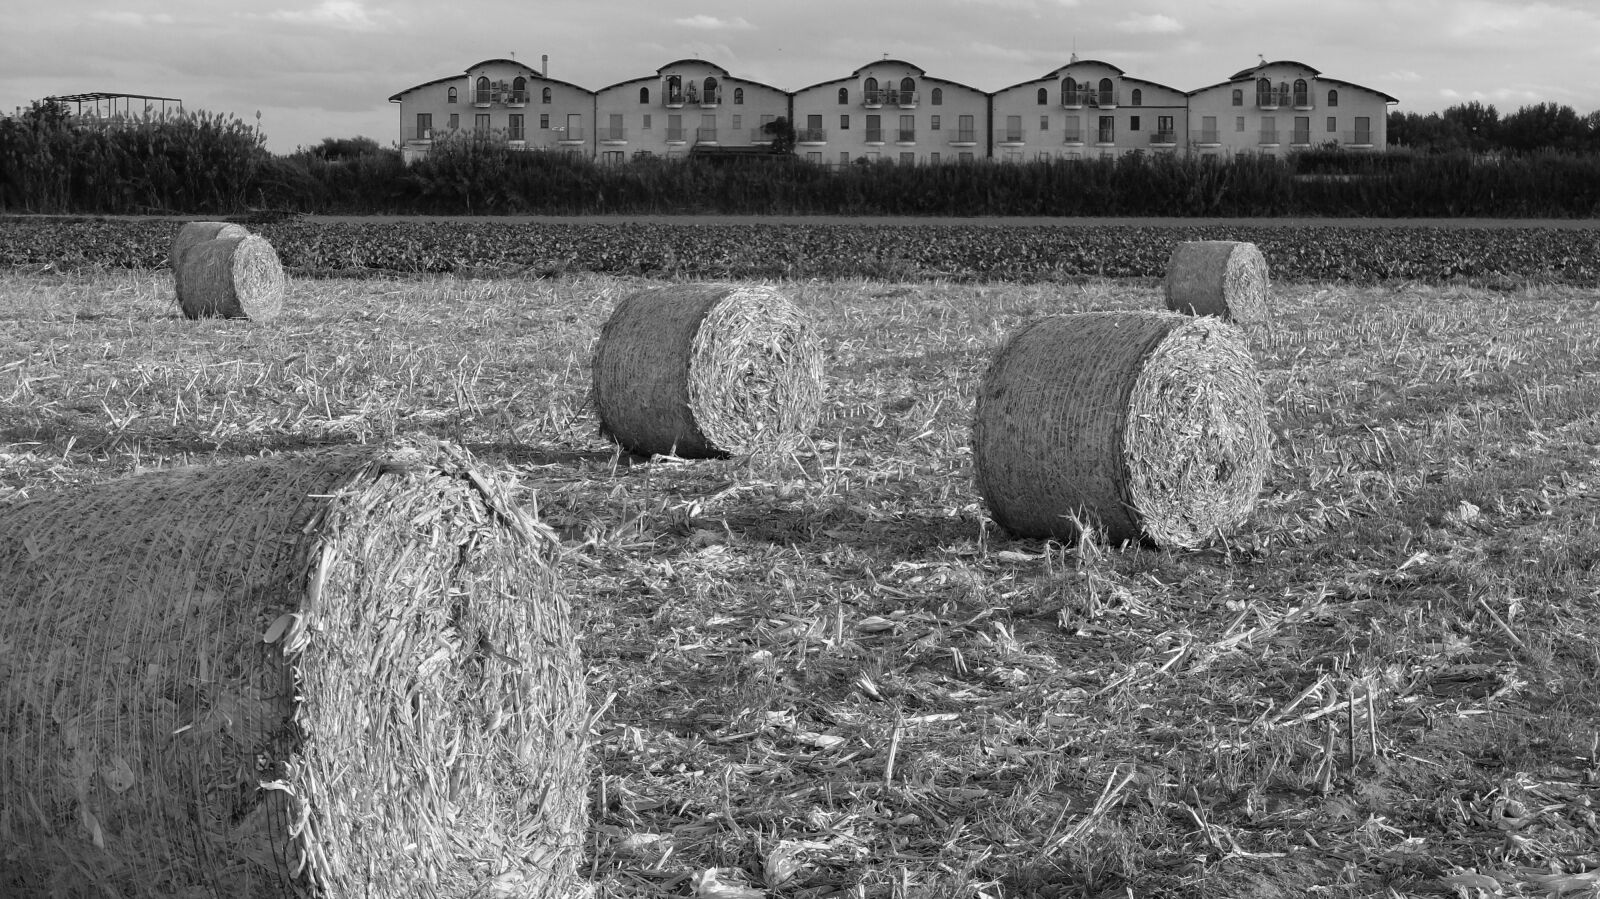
[991,59,1190,161]
[790,60,988,166]
[390,56,1396,164]
[1186,60,1396,159]
[592,60,789,162]
[388,58,594,163]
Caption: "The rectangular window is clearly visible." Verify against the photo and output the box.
[840,151,849,165]
[866,114,882,142]
[930,152,940,164]
[958,151,973,162]
[508,114,524,141]
[536,114,546,130]
[930,115,940,131]
[1355,116,1372,144]
[732,114,742,131]
[1064,114,1081,142]
[1261,115,1278,144]
[1157,115,1174,142]
[1040,115,1049,131]
[1326,116,1336,133]
[1097,115,1114,143]
[451,113,462,130]
[1293,116,1310,145]
[699,113,716,143]
[1005,115,1021,142]
[668,113,683,142]
[607,113,624,141]
[958,114,975,143]
[602,150,624,165]
[474,113,490,135]
[643,114,652,130]
[900,151,915,164]
[416,113,432,140]
[1235,116,1245,132]
[840,114,850,130]
[899,114,914,142]
[806,151,822,163]
[1201,115,1217,143]
[1129,115,1141,131]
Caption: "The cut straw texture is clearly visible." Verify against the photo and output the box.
[972,311,1270,548]
[591,283,824,458]
[0,437,588,899]
[174,225,286,321]
[1163,240,1270,324]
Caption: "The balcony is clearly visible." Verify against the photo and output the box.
[796,127,827,144]
[865,128,885,144]
[664,90,686,109]
[666,127,687,143]
[998,129,1024,145]
[504,90,528,107]
[473,90,494,108]
[949,129,978,147]
[558,127,586,144]
[1095,90,1119,109]
[1290,129,1311,147]
[1148,131,1178,146]
[695,127,718,144]
[893,90,919,109]
[863,89,884,108]
[1256,88,1287,110]
[696,88,721,108]
[1062,89,1087,109]
[599,126,627,144]
[1343,130,1374,148]
[1258,129,1280,146]
[1293,92,1313,110]
[897,128,916,144]
[404,127,434,143]
[1095,131,1115,146]
[1062,130,1084,145]
[1191,129,1221,146]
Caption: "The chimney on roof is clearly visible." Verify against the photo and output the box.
[542,54,549,76]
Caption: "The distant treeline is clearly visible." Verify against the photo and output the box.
[4,100,1600,218]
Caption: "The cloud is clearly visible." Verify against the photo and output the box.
[1115,13,1182,34]
[673,15,755,30]
[1382,69,1423,83]
[90,11,175,26]
[267,0,389,31]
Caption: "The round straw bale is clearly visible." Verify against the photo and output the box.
[1163,240,1270,324]
[591,283,823,458]
[0,437,587,899]
[972,311,1270,548]
[170,220,250,303]
[177,232,286,321]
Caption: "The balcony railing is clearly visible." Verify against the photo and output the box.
[664,90,686,108]
[1256,88,1287,109]
[1095,89,1119,108]
[473,90,494,107]
[1062,130,1083,144]
[666,127,687,142]
[1061,88,1119,108]
[558,127,585,142]
[893,90,919,108]
[1191,129,1221,145]
[950,129,978,145]
[695,88,721,107]
[1259,129,1280,145]
[507,128,526,142]
[504,90,528,107]
[999,129,1024,144]
[1149,131,1177,145]
[1292,92,1312,109]
[404,127,435,142]
[863,90,884,108]
[897,128,916,143]
[695,127,718,143]
[1344,130,1374,147]
[1290,129,1311,146]
[599,127,627,142]
[796,127,827,143]
[1096,130,1115,144]
[865,128,884,143]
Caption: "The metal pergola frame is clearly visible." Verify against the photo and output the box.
[44,92,184,120]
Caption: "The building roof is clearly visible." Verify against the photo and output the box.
[1229,60,1323,80]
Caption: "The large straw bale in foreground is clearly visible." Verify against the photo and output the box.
[170,220,250,302]
[592,283,823,457]
[0,437,587,899]
[972,311,1270,548]
[1163,240,1270,324]
[176,231,286,321]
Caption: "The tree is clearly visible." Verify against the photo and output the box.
[1499,102,1587,153]
[302,135,384,160]
[762,116,796,155]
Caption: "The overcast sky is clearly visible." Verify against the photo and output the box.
[6,0,1598,154]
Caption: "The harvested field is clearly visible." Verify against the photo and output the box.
[2,266,1599,898]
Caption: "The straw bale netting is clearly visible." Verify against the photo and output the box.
[0,437,588,899]
[591,283,823,458]
[1163,240,1270,324]
[170,220,250,303]
[972,311,1270,548]
[175,228,286,321]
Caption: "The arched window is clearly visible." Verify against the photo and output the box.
[1232,88,1243,106]
[930,87,942,105]
[1063,76,1078,104]
[475,75,490,104]
[838,87,848,104]
[1131,88,1142,106]
[1037,87,1047,105]
[639,86,650,103]
[1098,77,1113,105]
[1293,78,1308,106]
[448,87,458,103]
[734,87,744,105]
[542,87,552,104]
[1328,89,1339,107]
[704,76,718,103]
[513,76,526,93]
[901,76,915,94]
[1257,77,1272,104]
[864,76,879,104]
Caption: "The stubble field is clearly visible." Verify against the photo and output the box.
[2,264,1599,898]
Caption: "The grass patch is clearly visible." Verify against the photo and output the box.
[3,268,1599,898]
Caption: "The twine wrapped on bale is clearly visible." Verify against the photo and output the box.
[591,283,823,458]
[972,311,1271,549]
[172,221,286,321]
[0,437,588,899]
[1163,240,1270,325]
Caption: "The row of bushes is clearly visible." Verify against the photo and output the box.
[5,106,1600,217]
